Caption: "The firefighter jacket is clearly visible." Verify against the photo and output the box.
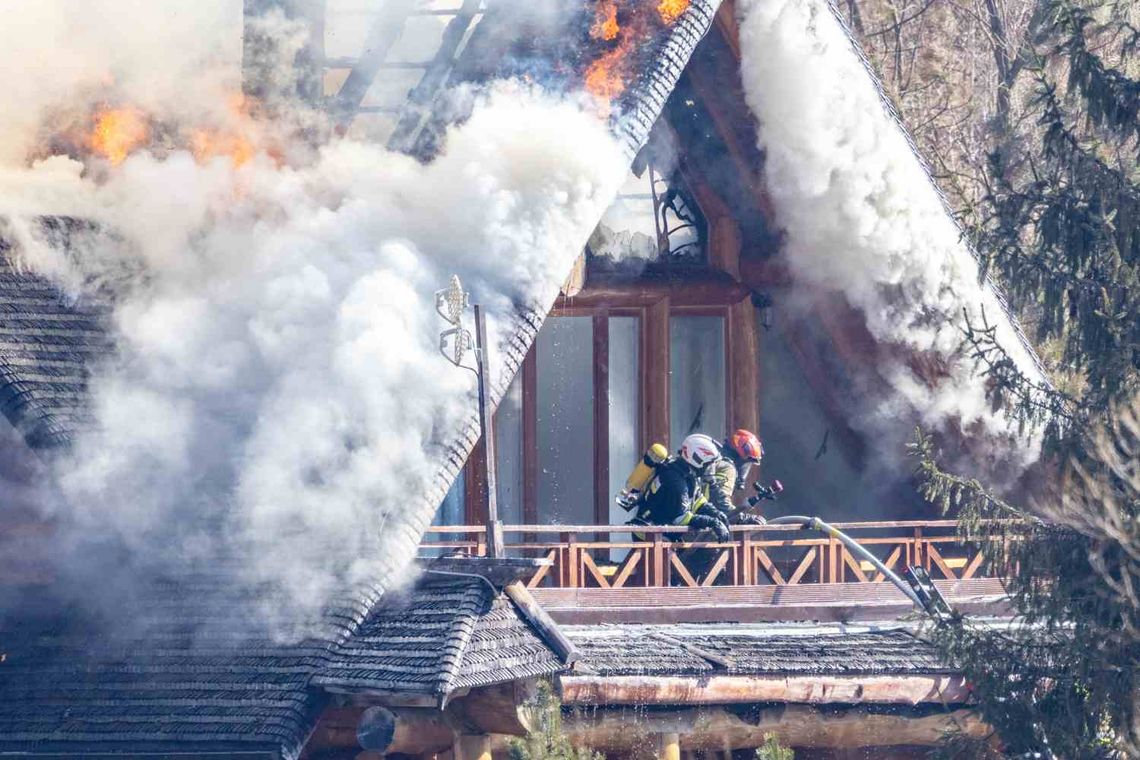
[707,457,739,514]
[636,458,732,540]
[639,458,702,527]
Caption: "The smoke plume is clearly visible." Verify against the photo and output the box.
[0,2,623,637]
[736,0,1043,473]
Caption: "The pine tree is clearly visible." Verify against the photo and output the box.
[508,683,604,760]
[755,734,795,760]
[915,0,1140,756]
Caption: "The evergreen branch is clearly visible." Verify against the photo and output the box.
[1044,0,1140,143]
[960,306,1084,439]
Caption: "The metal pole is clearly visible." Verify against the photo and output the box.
[473,305,504,558]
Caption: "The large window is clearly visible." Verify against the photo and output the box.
[607,316,640,528]
[494,370,524,525]
[536,317,595,525]
[458,308,732,530]
[586,129,707,267]
[670,315,727,445]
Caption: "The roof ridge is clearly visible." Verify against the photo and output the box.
[822,0,1049,384]
[433,577,493,704]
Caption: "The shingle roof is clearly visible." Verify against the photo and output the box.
[563,622,954,677]
[0,575,377,759]
[0,573,567,758]
[0,220,112,449]
[314,574,565,701]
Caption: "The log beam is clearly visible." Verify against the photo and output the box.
[553,705,989,751]
[555,273,749,311]
[726,297,761,457]
[558,674,972,706]
[642,297,671,450]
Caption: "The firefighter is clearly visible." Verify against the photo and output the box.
[633,433,732,542]
[709,429,767,524]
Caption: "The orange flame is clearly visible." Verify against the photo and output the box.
[584,41,633,102]
[189,129,256,167]
[590,2,620,41]
[88,107,149,165]
[657,0,690,24]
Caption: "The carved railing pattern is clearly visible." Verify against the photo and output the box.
[420,521,1004,589]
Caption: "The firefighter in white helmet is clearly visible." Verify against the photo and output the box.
[632,433,732,542]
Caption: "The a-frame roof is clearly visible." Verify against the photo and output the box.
[0,0,1050,755]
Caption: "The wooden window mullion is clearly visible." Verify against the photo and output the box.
[522,347,538,526]
[593,314,610,533]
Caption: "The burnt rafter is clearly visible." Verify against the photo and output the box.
[387,0,484,153]
[328,0,486,138]
[329,0,418,129]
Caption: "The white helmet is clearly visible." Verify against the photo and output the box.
[679,434,721,470]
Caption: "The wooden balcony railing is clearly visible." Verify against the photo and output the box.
[420,521,1002,589]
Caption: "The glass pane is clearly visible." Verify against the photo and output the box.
[670,316,726,447]
[435,470,465,526]
[494,368,524,526]
[423,470,465,558]
[536,317,595,526]
[607,316,640,559]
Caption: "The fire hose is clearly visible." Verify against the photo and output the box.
[763,515,952,620]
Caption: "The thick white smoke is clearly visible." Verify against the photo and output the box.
[736,0,1042,468]
[0,3,624,637]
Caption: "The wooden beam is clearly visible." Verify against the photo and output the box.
[504,581,580,665]
[727,297,760,440]
[556,273,749,311]
[448,681,538,737]
[557,674,972,706]
[715,0,741,59]
[330,0,416,127]
[521,348,538,525]
[642,297,671,450]
[305,707,453,755]
[683,57,775,224]
[562,253,587,298]
[593,315,610,527]
[738,256,792,288]
[549,705,989,752]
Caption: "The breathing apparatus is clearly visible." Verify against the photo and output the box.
[616,442,670,512]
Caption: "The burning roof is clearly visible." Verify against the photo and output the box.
[0,2,725,757]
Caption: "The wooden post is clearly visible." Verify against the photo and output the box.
[828,537,839,583]
[657,732,681,760]
[474,305,504,558]
[456,734,492,760]
[652,532,668,587]
[566,532,580,588]
[593,314,610,532]
[643,298,671,450]
[741,531,754,586]
[727,297,762,495]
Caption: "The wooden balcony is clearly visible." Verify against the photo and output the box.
[420,520,1000,590]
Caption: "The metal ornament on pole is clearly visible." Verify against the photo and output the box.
[435,276,505,558]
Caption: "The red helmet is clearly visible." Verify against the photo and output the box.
[726,429,764,463]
